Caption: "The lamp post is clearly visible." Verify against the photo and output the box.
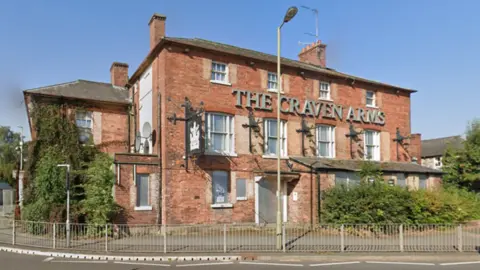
[276,6,298,251]
[17,126,24,207]
[57,164,71,248]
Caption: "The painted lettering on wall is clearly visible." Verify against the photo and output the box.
[232,89,385,125]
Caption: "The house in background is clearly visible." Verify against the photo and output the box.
[421,136,464,169]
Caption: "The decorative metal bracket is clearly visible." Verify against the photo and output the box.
[242,111,260,153]
[345,121,363,159]
[167,97,204,171]
[296,116,313,156]
[392,127,411,161]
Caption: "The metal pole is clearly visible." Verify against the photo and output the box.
[66,166,71,248]
[457,224,463,252]
[19,126,23,171]
[105,224,108,252]
[282,223,286,252]
[399,224,404,252]
[12,219,15,245]
[340,224,345,252]
[53,223,56,249]
[276,25,283,251]
[223,224,227,253]
[163,224,167,254]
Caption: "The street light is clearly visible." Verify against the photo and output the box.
[276,6,298,251]
[57,164,71,248]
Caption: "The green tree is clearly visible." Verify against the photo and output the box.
[81,153,118,225]
[0,126,24,187]
[443,119,480,189]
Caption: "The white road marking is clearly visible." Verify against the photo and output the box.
[114,261,170,267]
[239,262,304,267]
[366,261,435,266]
[51,260,109,264]
[176,262,234,267]
[440,261,480,266]
[310,261,361,267]
[42,257,55,262]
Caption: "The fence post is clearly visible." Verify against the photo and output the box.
[399,224,404,252]
[163,224,167,254]
[105,224,108,252]
[457,224,463,252]
[282,223,286,253]
[12,219,15,246]
[223,224,227,253]
[340,225,344,252]
[53,223,56,249]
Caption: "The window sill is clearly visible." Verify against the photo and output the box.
[267,89,284,94]
[262,154,289,160]
[236,197,247,201]
[134,206,153,211]
[366,105,378,109]
[318,98,334,102]
[210,80,232,86]
[211,203,233,209]
[205,152,238,157]
[317,155,335,159]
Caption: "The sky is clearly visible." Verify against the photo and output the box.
[1,0,479,141]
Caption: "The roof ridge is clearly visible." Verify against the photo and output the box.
[24,80,79,92]
[422,135,463,142]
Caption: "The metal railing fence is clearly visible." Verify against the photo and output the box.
[0,217,479,253]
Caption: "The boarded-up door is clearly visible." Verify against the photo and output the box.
[258,178,277,224]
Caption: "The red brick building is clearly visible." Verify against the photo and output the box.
[24,13,442,225]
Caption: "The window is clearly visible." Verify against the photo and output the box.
[236,178,247,200]
[267,72,278,91]
[316,125,335,158]
[335,172,360,187]
[319,82,330,100]
[264,119,287,157]
[364,130,380,161]
[366,91,376,107]
[211,62,228,83]
[136,174,150,208]
[396,173,406,187]
[205,113,235,155]
[212,171,229,204]
[75,111,92,129]
[419,174,427,189]
[434,157,442,168]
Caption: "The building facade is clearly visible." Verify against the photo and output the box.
[421,136,464,169]
[24,13,442,225]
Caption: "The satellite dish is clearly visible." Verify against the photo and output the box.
[135,132,142,152]
[142,122,152,138]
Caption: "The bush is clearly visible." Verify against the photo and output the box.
[321,182,480,224]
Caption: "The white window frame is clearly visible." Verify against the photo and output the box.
[319,82,331,100]
[267,72,279,92]
[236,178,247,201]
[316,125,335,158]
[205,113,236,156]
[335,172,361,187]
[210,61,229,84]
[75,111,92,129]
[211,171,233,208]
[263,119,288,158]
[135,173,152,211]
[366,90,376,107]
[364,130,381,161]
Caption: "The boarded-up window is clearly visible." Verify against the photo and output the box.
[236,178,247,200]
[136,174,149,207]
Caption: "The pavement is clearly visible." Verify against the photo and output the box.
[2,251,480,270]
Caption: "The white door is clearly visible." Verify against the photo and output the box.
[255,177,287,224]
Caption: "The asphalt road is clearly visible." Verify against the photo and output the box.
[2,251,480,270]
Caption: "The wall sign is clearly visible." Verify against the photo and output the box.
[232,89,386,125]
[188,113,202,155]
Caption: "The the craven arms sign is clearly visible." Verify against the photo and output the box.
[232,89,386,125]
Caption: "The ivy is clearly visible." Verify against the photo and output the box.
[23,102,119,224]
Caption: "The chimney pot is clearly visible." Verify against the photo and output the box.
[110,62,129,87]
[149,13,167,50]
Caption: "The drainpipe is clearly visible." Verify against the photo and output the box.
[156,88,162,225]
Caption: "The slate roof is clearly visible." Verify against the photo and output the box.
[24,80,130,104]
[421,136,464,158]
[291,157,443,174]
[129,37,417,93]
[0,182,13,190]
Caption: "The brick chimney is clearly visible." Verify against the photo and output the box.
[149,13,167,50]
[409,133,422,164]
[298,40,327,68]
[110,62,129,87]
